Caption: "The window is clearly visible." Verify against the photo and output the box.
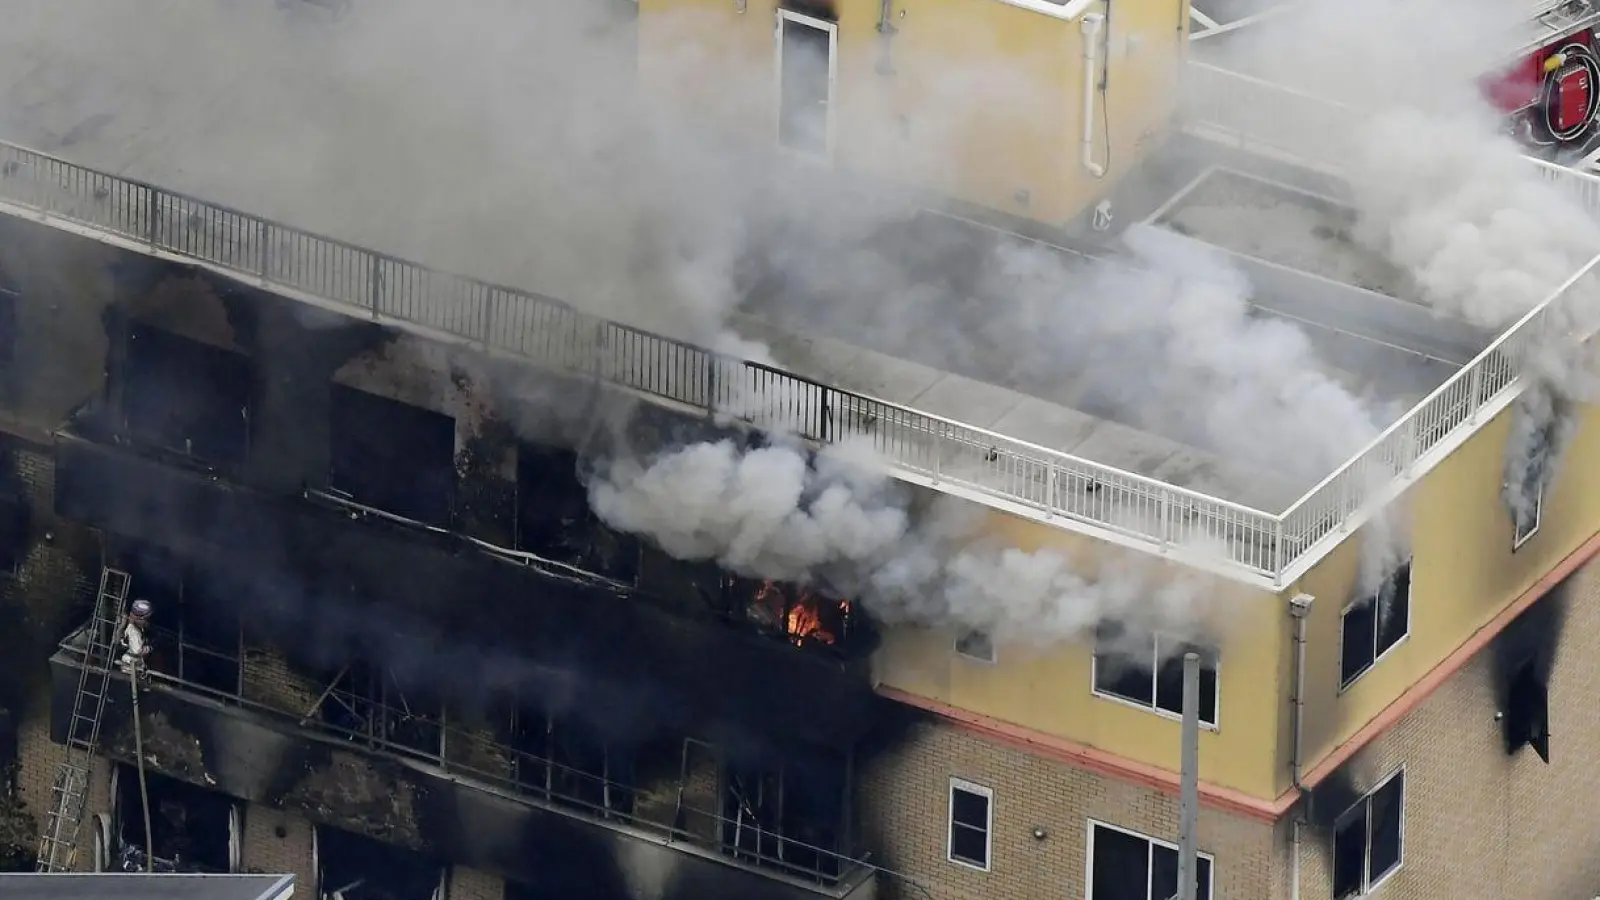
[328,384,457,527]
[947,779,993,871]
[1087,820,1213,900]
[1331,770,1404,900]
[1093,623,1218,727]
[1512,484,1543,549]
[123,324,254,466]
[1340,562,1412,689]
[955,630,996,664]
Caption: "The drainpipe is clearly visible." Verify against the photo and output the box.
[1288,593,1314,900]
[1080,12,1107,177]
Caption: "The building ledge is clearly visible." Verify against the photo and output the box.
[47,643,879,900]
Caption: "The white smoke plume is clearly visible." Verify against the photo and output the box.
[11,0,1591,647]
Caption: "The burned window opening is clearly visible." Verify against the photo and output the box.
[113,763,235,873]
[121,323,253,467]
[315,658,444,759]
[1093,623,1219,726]
[741,579,861,652]
[721,752,849,880]
[1505,661,1551,762]
[954,630,996,664]
[121,543,242,696]
[517,442,640,583]
[1340,562,1411,689]
[315,824,443,900]
[328,384,457,528]
[506,707,633,819]
[1331,770,1404,900]
[1504,385,1573,549]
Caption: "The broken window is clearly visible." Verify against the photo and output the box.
[113,763,237,873]
[1093,623,1218,726]
[1088,821,1213,900]
[1340,562,1411,688]
[121,545,241,696]
[1331,770,1404,900]
[1503,385,1571,551]
[1512,484,1544,549]
[722,751,849,880]
[1504,661,1551,762]
[947,779,992,871]
[517,442,639,582]
[315,659,443,759]
[328,384,456,528]
[741,579,860,651]
[314,824,444,900]
[122,324,253,466]
[954,630,996,664]
[507,707,632,817]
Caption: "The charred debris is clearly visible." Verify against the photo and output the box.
[32,256,908,893]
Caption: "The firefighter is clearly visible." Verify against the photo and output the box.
[118,599,153,681]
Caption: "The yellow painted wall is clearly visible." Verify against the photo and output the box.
[1291,399,1600,796]
[636,0,1186,225]
[872,510,1288,800]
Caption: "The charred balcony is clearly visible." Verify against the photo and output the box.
[47,607,880,900]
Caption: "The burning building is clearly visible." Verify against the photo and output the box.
[1,2,1600,900]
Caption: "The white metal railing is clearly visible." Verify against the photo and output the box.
[0,112,1593,586]
[0,140,1284,579]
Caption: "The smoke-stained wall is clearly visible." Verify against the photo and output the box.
[1285,565,1600,900]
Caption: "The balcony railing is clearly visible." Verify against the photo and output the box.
[55,624,877,891]
[3,110,1596,586]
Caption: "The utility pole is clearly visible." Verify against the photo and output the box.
[1177,652,1201,900]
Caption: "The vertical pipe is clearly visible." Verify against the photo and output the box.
[1178,652,1200,900]
[1288,594,1315,900]
[1080,13,1108,177]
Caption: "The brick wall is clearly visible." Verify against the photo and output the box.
[860,717,1274,900]
[15,711,112,872]
[240,802,316,889]
[1289,553,1600,900]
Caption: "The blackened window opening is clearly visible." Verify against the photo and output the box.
[1505,661,1552,762]
[122,324,254,467]
[721,752,848,880]
[507,707,631,818]
[114,764,234,873]
[1340,562,1412,688]
[1331,771,1404,900]
[738,578,860,652]
[328,384,456,527]
[517,442,639,582]
[1088,822,1212,900]
[315,658,443,758]
[1093,623,1219,725]
[316,824,442,900]
[122,543,241,695]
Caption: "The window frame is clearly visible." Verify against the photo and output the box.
[1331,767,1406,900]
[954,630,997,665]
[1512,482,1544,550]
[1090,630,1220,729]
[1338,560,1413,692]
[1085,819,1217,900]
[773,7,839,162]
[946,777,994,872]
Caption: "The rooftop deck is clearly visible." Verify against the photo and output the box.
[0,9,1596,587]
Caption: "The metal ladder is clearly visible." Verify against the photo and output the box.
[35,567,132,873]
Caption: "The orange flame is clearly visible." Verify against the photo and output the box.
[754,580,848,647]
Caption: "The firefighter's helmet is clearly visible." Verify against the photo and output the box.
[129,599,153,620]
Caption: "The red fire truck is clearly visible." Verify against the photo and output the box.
[1483,0,1600,148]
